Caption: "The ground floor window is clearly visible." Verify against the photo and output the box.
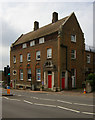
[20,69,23,80]
[27,69,31,81]
[36,68,41,81]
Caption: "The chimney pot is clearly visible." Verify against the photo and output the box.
[52,12,58,23]
[34,21,39,31]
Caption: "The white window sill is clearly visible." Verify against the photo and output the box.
[27,79,31,81]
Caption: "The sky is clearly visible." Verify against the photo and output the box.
[0,0,94,70]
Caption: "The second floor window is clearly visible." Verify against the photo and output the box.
[39,37,44,44]
[27,53,31,61]
[47,48,52,59]
[30,41,35,46]
[71,50,76,59]
[22,43,27,48]
[36,51,40,60]
[87,54,90,63]
[71,35,76,42]
[20,54,23,62]
[13,56,16,63]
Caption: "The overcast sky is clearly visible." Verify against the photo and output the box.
[0,0,94,70]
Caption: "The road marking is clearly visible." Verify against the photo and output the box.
[34,103,56,107]
[57,106,80,113]
[82,112,95,115]
[57,100,72,104]
[3,97,9,100]
[17,95,22,96]
[9,99,21,101]
[24,100,33,104]
[39,98,56,101]
[32,97,38,99]
[74,103,94,107]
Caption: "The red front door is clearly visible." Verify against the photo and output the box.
[62,77,65,89]
[48,75,52,88]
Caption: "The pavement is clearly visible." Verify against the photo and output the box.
[5,88,94,98]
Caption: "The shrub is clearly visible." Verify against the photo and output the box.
[86,73,95,90]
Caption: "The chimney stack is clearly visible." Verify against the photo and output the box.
[52,12,58,23]
[34,21,39,31]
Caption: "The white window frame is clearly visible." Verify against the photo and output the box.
[20,54,23,63]
[87,54,90,64]
[39,37,44,44]
[71,50,76,59]
[47,48,52,59]
[20,69,23,80]
[36,68,41,81]
[36,51,41,60]
[22,43,27,48]
[27,53,31,61]
[30,41,35,46]
[27,69,31,81]
[71,35,76,42]
[13,56,16,63]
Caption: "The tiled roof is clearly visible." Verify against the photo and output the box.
[13,14,71,46]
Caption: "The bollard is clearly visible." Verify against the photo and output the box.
[7,86,10,94]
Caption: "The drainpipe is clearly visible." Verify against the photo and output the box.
[58,35,61,91]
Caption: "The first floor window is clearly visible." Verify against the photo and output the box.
[47,48,52,59]
[27,53,31,61]
[36,51,41,60]
[13,55,16,63]
[20,54,23,62]
[36,68,41,81]
[71,50,76,59]
[20,69,23,80]
[87,54,90,63]
[27,69,31,81]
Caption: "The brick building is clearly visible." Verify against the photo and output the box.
[85,46,95,79]
[10,12,86,91]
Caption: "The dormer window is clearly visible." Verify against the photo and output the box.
[71,35,76,42]
[22,43,27,48]
[39,37,44,44]
[30,41,35,46]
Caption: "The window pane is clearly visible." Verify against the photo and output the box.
[71,35,76,42]
[47,48,52,58]
[36,68,41,81]
[13,56,16,63]
[27,53,31,61]
[20,54,23,62]
[39,37,44,44]
[20,69,23,80]
[36,51,40,60]
[27,69,31,80]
